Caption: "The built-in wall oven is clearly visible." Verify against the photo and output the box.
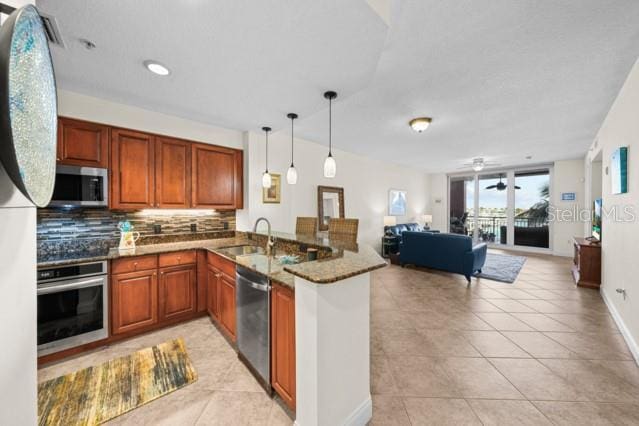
[37,261,109,355]
[48,165,108,207]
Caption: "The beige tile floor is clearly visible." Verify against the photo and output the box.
[39,250,639,425]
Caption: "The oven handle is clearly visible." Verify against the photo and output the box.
[37,276,106,295]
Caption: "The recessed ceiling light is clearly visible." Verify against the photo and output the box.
[525,155,533,160]
[143,60,170,76]
[409,117,432,132]
[79,38,96,50]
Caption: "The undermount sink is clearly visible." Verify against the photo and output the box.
[220,245,266,256]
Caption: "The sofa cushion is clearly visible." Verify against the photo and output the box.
[405,223,422,232]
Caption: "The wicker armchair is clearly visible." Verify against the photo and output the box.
[296,217,318,234]
[328,218,359,240]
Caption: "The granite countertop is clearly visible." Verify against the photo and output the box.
[252,230,387,284]
[38,231,386,288]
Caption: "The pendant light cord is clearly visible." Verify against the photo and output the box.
[291,117,294,166]
[328,97,333,156]
[265,129,269,173]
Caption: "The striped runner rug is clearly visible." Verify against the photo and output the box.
[38,338,197,426]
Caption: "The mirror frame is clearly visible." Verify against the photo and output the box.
[317,185,345,231]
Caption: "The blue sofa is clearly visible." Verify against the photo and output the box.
[399,231,487,283]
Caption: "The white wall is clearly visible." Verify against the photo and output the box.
[240,130,431,249]
[552,159,586,256]
[428,173,448,232]
[586,58,639,361]
[58,90,243,149]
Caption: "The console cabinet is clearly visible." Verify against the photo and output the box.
[571,237,601,289]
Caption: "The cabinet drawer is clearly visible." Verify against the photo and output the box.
[159,250,197,267]
[207,251,236,278]
[112,255,158,274]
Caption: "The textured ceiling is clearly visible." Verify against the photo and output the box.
[38,0,639,172]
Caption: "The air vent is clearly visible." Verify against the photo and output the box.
[39,12,65,48]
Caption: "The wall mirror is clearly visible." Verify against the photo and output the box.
[318,186,345,231]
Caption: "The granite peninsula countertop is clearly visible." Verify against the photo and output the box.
[38,231,387,288]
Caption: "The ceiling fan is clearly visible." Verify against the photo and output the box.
[457,157,500,172]
[485,174,520,191]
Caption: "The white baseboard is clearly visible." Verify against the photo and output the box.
[343,396,373,426]
[293,396,372,426]
[601,288,639,365]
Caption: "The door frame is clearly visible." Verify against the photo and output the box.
[447,163,554,254]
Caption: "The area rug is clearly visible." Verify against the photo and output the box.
[37,338,197,426]
[474,253,526,283]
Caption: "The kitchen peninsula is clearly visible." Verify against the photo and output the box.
[38,229,386,426]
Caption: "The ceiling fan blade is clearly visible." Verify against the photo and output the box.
[485,185,497,189]
[514,185,521,189]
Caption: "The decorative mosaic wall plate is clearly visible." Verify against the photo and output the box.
[0,5,57,207]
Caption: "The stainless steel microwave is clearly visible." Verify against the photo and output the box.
[48,165,108,207]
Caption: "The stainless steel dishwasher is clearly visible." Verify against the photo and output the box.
[236,265,271,392]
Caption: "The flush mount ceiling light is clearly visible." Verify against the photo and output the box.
[409,117,432,132]
[286,113,298,185]
[143,60,170,76]
[261,126,272,188]
[323,91,337,178]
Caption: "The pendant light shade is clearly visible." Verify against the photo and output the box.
[262,171,272,188]
[323,154,336,178]
[261,126,271,188]
[286,113,298,185]
[323,91,337,178]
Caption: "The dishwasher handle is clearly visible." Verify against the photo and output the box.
[236,266,270,292]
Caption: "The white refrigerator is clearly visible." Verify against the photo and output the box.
[0,1,39,424]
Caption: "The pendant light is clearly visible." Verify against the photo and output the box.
[261,126,272,188]
[323,91,337,178]
[286,113,298,185]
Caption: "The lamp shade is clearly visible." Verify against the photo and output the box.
[383,216,397,226]
[422,214,433,224]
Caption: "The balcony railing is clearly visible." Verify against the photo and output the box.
[451,215,549,247]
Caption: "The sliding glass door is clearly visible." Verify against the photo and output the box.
[449,167,551,250]
[514,170,550,248]
[476,173,509,245]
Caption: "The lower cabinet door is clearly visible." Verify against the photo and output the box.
[159,265,197,321]
[111,269,159,335]
[218,274,236,341]
[271,284,296,410]
[207,265,220,320]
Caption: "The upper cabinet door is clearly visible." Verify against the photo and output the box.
[111,129,156,209]
[57,117,109,168]
[156,136,191,208]
[191,143,243,209]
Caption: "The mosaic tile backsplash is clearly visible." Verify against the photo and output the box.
[37,208,236,242]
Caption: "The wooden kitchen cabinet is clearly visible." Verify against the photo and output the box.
[110,128,156,209]
[159,264,197,321]
[111,269,159,335]
[271,283,296,410]
[155,136,191,208]
[218,274,237,341]
[57,117,110,168]
[192,143,243,209]
[206,265,220,320]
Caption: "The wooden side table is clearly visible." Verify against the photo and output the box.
[571,237,601,288]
